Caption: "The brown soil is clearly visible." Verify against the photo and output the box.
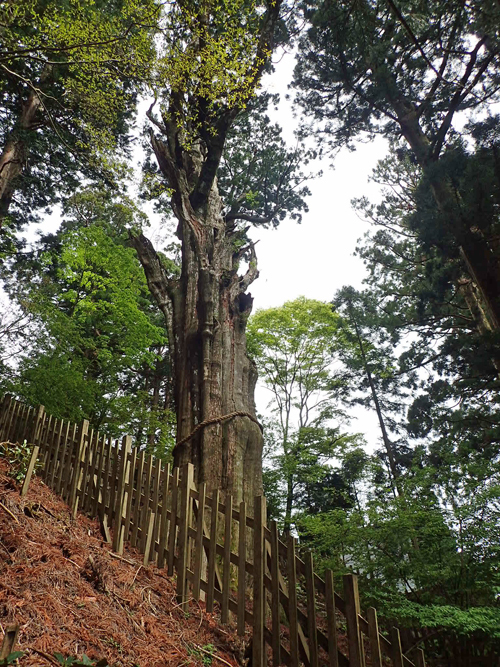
[0,457,245,667]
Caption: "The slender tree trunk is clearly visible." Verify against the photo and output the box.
[0,84,44,224]
[349,307,401,493]
[284,475,294,535]
[132,167,263,505]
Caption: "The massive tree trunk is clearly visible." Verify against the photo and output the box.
[132,140,263,504]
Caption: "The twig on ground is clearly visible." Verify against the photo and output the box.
[107,551,136,566]
[0,501,19,524]
[30,648,61,665]
[194,644,234,667]
[129,564,143,589]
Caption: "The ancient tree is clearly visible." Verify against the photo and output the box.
[132,1,309,503]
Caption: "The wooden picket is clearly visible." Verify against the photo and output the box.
[0,396,427,667]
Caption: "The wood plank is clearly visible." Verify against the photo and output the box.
[167,467,180,576]
[108,440,120,524]
[30,404,45,445]
[325,570,339,667]
[20,446,40,497]
[41,414,53,476]
[305,551,319,667]
[6,400,19,443]
[253,495,266,667]
[81,428,94,511]
[0,623,19,660]
[87,431,102,514]
[193,481,206,600]
[221,494,233,624]
[237,500,247,637]
[415,648,426,667]
[391,627,404,667]
[69,419,89,514]
[140,454,153,553]
[92,433,107,518]
[143,510,155,567]
[130,449,145,548]
[49,419,64,489]
[123,447,138,543]
[177,463,194,609]
[157,463,171,569]
[270,521,281,666]
[150,457,162,562]
[367,608,382,667]
[206,487,220,613]
[100,435,113,520]
[55,421,71,495]
[62,423,78,501]
[287,535,300,667]
[0,395,12,440]
[112,436,132,552]
[344,574,363,667]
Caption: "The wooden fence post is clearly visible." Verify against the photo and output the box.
[0,624,19,660]
[30,404,45,445]
[167,467,180,576]
[287,535,300,667]
[390,627,404,667]
[193,481,206,600]
[69,419,89,515]
[415,648,426,667]
[344,574,364,667]
[112,435,132,552]
[253,495,266,667]
[325,570,339,667]
[177,462,194,610]
[206,488,220,613]
[366,607,382,667]
[305,550,319,667]
[0,395,12,440]
[221,494,233,624]
[237,500,247,637]
[270,520,281,666]
[157,463,171,570]
[20,445,40,497]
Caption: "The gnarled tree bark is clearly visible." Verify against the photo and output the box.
[131,129,264,503]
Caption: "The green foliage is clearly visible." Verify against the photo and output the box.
[3,440,38,483]
[54,653,108,667]
[2,190,174,446]
[248,297,364,530]
[187,644,216,666]
[0,652,24,665]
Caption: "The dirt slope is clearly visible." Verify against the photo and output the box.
[0,456,244,667]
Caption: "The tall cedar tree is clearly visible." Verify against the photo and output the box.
[294,0,500,332]
[131,1,312,503]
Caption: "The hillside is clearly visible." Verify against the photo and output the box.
[0,455,244,667]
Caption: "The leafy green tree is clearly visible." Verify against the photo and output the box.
[247,297,362,531]
[0,0,159,253]
[3,190,173,450]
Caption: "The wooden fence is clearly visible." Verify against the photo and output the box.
[0,395,426,667]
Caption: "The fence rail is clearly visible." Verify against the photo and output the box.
[0,395,426,667]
